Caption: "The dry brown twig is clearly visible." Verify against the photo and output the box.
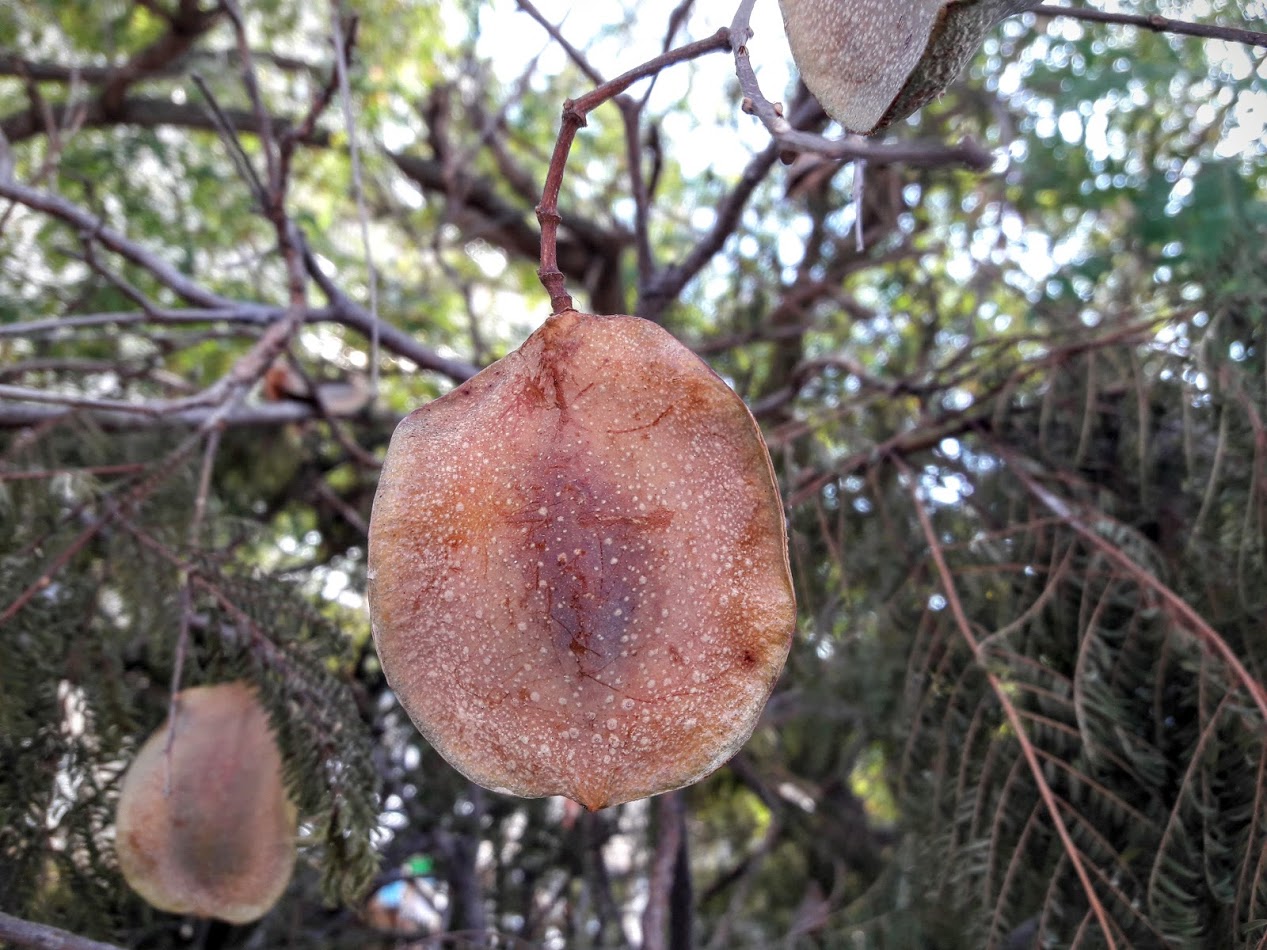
[534,29,734,314]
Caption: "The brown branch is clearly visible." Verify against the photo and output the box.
[777,129,994,169]
[1,95,331,146]
[0,463,148,481]
[0,911,125,950]
[0,88,634,313]
[728,0,994,169]
[0,177,225,306]
[618,95,657,290]
[0,306,268,338]
[389,151,626,305]
[0,50,320,84]
[2,16,336,636]
[0,386,381,431]
[99,2,224,115]
[784,410,993,507]
[514,0,667,304]
[640,791,686,950]
[1037,3,1267,48]
[514,2,672,296]
[535,28,733,314]
[301,242,479,381]
[163,424,222,789]
[0,319,320,619]
[221,0,281,201]
[0,179,476,381]
[635,116,787,322]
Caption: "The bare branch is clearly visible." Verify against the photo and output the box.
[641,791,686,950]
[0,179,476,382]
[1,95,331,146]
[0,397,367,431]
[0,178,225,306]
[729,0,996,170]
[99,2,224,115]
[328,7,380,401]
[535,29,733,314]
[221,0,281,199]
[0,911,125,950]
[0,49,321,84]
[1038,3,1267,48]
[515,0,604,84]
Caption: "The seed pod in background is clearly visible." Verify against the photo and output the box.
[368,310,796,811]
[778,0,1043,135]
[115,681,297,923]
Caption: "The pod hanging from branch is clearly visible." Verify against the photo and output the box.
[368,310,796,811]
[114,682,297,924]
[778,0,1043,134]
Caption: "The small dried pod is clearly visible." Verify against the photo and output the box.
[369,310,796,810]
[115,681,297,923]
[778,0,1042,134]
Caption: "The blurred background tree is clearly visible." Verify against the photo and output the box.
[1,1,1265,947]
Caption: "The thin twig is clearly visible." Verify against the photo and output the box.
[515,0,672,303]
[221,0,281,199]
[0,463,147,481]
[516,0,604,83]
[189,72,267,207]
[329,6,380,402]
[1038,3,1267,48]
[618,96,656,289]
[636,96,810,322]
[535,29,733,314]
[729,0,995,170]
[163,426,223,794]
[0,178,224,306]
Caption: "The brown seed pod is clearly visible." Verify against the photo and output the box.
[368,310,796,810]
[778,0,1041,135]
[115,682,297,923]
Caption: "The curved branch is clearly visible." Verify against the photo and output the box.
[0,179,476,383]
[728,0,995,170]
[534,28,734,314]
[0,177,227,307]
[99,2,224,115]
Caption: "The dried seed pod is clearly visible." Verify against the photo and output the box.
[115,682,297,923]
[369,310,796,810]
[778,0,1041,134]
